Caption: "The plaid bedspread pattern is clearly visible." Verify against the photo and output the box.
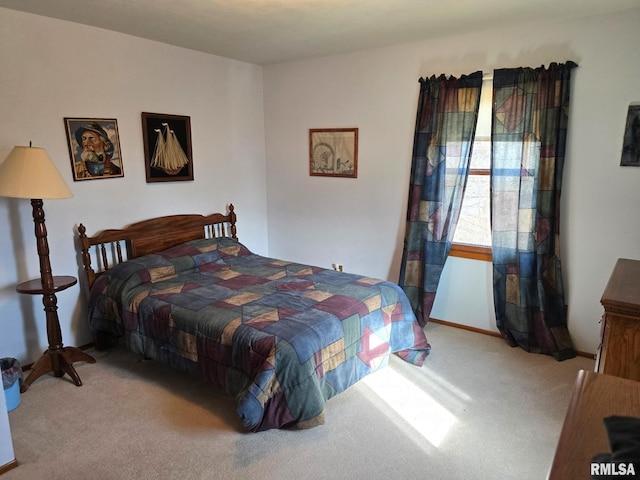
[88,237,431,431]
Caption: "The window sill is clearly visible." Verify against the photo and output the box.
[449,243,492,262]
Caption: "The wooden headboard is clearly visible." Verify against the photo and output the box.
[78,204,237,289]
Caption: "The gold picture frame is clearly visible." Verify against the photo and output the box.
[309,128,358,178]
[64,117,124,181]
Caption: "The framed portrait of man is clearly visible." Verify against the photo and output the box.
[64,118,124,181]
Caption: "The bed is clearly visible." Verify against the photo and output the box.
[78,204,431,431]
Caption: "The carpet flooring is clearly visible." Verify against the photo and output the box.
[3,322,594,480]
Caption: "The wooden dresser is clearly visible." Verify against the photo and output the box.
[596,258,640,381]
[547,370,640,479]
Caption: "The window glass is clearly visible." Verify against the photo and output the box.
[451,78,492,252]
[453,161,491,247]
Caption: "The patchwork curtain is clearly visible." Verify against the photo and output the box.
[491,62,577,360]
[399,72,483,326]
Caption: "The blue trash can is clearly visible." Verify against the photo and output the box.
[1,357,22,412]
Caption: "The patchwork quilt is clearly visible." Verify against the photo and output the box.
[88,237,431,431]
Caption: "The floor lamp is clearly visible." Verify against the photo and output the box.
[0,145,95,392]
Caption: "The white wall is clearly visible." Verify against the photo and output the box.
[0,8,268,364]
[431,257,497,334]
[2,7,639,364]
[264,8,640,354]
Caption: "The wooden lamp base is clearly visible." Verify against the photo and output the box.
[16,200,96,392]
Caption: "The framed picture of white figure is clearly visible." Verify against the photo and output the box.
[142,112,193,182]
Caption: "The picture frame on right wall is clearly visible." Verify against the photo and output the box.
[309,128,358,178]
[620,104,640,166]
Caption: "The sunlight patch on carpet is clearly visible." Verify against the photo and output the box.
[361,366,457,447]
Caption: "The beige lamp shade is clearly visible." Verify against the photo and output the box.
[0,145,72,199]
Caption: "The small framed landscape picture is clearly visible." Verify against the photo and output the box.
[64,118,124,181]
[141,112,193,182]
[309,128,358,178]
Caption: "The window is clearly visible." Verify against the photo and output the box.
[450,78,492,261]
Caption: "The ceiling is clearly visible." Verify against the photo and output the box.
[1,0,639,65]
